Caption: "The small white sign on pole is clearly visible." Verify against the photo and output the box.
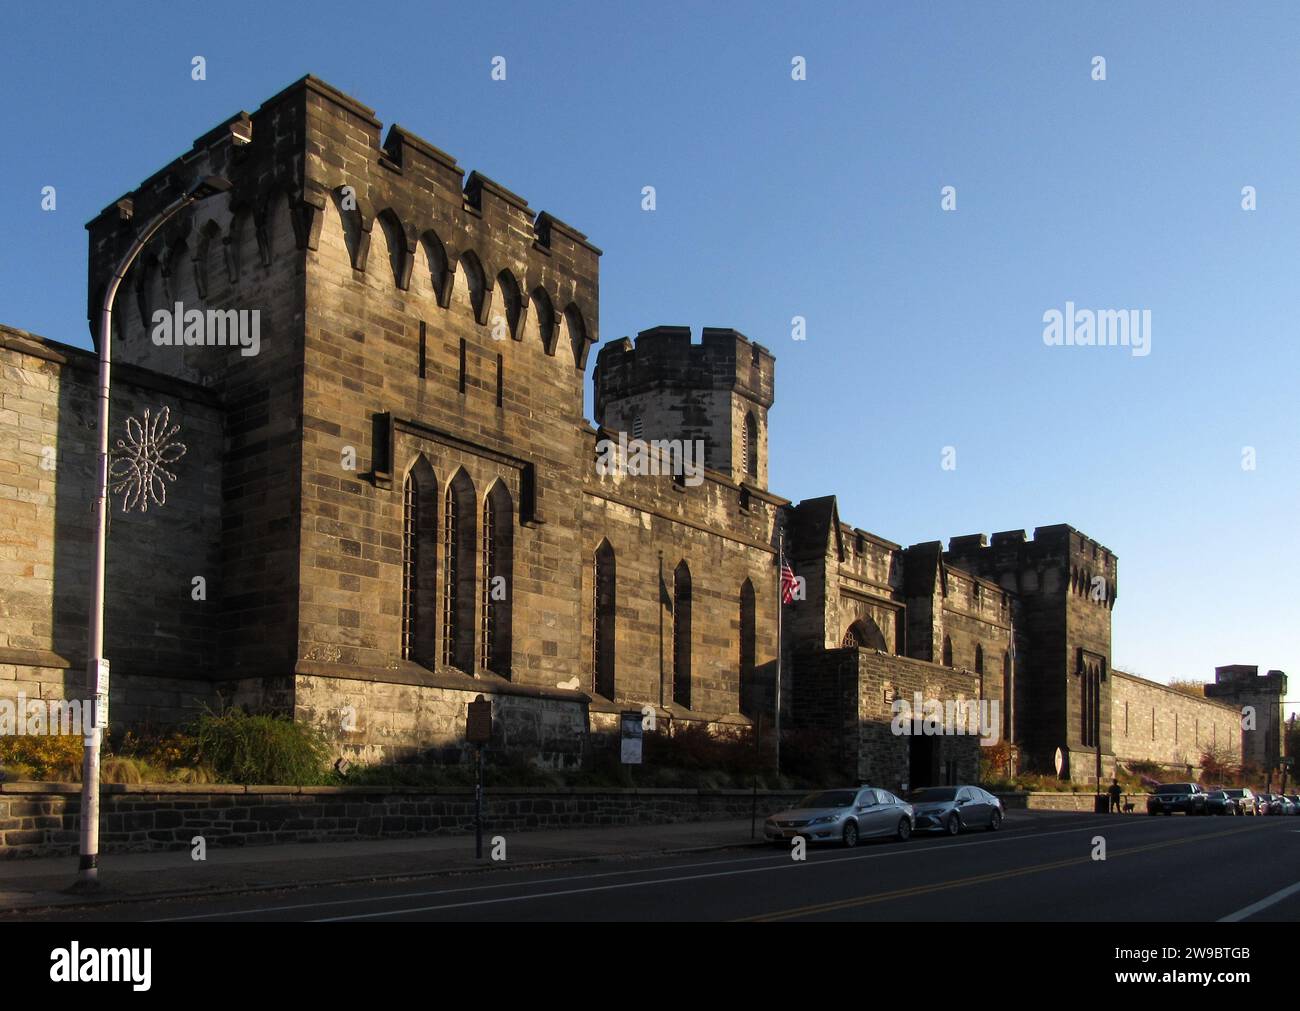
[93,658,110,732]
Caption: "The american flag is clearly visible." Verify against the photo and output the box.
[780,553,799,604]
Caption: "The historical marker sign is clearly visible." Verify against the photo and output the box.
[620,711,644,765]
[466,694,492,744]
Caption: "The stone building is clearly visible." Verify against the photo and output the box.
[0,76,1285,790]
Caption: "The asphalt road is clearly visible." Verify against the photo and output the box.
[7,812,1299,922]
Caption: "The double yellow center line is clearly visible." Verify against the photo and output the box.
[738,822,1260,922]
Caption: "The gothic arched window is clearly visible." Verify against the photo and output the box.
[593,540,616,699]
[480,481,513,677]
[442,469,477,672]
[673,562,692,709]
[739,579,756,717]
[1002,651,1013,738]
[743,411,758,480]
[400,456,438,664]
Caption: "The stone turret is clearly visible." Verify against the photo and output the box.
[593,325,775,488]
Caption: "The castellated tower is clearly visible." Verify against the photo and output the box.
[943,525,1118,782]
[81,76,603,758]
[593,326,775,489]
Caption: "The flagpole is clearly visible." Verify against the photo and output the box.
[658,550,665,710]
[775,526,783,774]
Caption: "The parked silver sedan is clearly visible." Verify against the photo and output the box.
[910,785,1005,835]
[1223,787,1258,815]
[765,787,915,847]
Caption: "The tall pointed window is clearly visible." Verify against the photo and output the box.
[402,475,418,660]
[942,636,953,667]
[442,469,477,672]
[593,540,616,699]
[1002,651,1013,740]
[401,457,437,664]
[743,411,758,480]
[480,481,513,677]
[974,644,984,675]
[673,561,692,710]
[739,579,756,717]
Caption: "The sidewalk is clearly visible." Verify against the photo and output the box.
[0,817,772,911]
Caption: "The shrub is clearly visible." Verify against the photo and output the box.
[1200,746,1240,786]
[778,728,841,786]
[979,741,1018,785]
[0,733,84,780]
[190,709,331,785]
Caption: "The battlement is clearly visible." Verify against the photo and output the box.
[946,525,1116,568]
[85,75,601,367]
[1212,664,1288,691]
[939,524,1119,610]
[594,326,774,419]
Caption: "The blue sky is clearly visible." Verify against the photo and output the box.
[1,1,1296,701]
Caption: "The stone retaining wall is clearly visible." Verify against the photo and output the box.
[996,791,1147,812]
[0,783,806,860]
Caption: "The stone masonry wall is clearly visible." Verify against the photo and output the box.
[293,670,588,768]
[856,650,982,792]
[0,327,224,726]
[791,647,982,790]
[580,430,781,719]
[1112,670,1241,773]
[0,783,806,860]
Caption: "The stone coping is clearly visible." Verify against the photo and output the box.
[0,783,1165,800]
[0,782,807,798]
[995,790,1149,798]
[0,784,1162,799]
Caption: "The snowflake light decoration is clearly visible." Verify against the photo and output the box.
[109,405,187,513]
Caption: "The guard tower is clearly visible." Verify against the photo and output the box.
[593,326,775,489]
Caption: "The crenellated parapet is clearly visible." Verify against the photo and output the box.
[86,75,601,370]
[944,524,1118,609]
[594,326,774,417]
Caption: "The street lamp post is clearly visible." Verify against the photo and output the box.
[75,176,231,889]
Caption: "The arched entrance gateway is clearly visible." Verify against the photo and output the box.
[841,617,887,652]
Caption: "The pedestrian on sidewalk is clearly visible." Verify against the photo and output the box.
[1108,778,1123,813]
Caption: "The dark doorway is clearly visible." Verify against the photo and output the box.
[909,735,940,789]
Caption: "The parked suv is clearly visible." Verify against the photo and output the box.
[1147,782,1208,815]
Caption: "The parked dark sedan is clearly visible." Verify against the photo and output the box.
[909,785,1004,835]
[1205,790,1241,816]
